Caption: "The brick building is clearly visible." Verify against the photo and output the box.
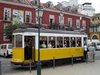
[0,0,90,44]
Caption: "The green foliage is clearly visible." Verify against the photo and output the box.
[4,23,21,40]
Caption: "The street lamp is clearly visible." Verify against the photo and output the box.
[36,3,43,75]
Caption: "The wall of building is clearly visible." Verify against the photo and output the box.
[90,13,100,40]
[0,1,90,44]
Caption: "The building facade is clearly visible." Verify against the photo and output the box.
[78,3,95,16]
[0,0,90,44]
[90,13,100,40]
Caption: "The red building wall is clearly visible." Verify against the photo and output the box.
[42,11,60,26]
[0,2,90,43]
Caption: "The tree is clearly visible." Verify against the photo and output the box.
[4,23,21,41]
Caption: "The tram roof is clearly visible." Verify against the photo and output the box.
[13,27,86,35]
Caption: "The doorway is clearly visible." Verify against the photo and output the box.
[24,36,35,62]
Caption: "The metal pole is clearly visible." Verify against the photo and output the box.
[86,52,88,64]
[0,61,2,75]
[93,52,95,62]
[72,55,73,66]
[37,0,41,75]
[29,59,32,73]
[53,57,55,69]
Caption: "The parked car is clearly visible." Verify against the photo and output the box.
[92,42,100,50]
[88,43,96,51]
[0,43,13,57]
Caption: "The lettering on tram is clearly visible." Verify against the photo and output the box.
[11,27,87,65]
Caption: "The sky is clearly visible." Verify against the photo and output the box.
[40,0,100,13]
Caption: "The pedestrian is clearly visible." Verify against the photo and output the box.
[88,43,95,62]
[84,44,88,61]
[41,41,46,48]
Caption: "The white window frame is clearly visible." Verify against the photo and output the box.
[76,19,80,28]
[3,23,10,41]
[97,26,100,32]
[68,18,72,27]
[59,14,64,25]
[49,15,55,24]
[12,9,24,24]
[25,11,32,23]
[3,8,11,21]
[82,20,86,30]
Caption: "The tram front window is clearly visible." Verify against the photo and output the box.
[16,35,22,47]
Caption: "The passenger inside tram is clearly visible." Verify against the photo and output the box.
[41,41,47,48]
[48,42,53,48]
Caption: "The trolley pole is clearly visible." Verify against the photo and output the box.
[86,53,88,64]
[53,57,55,69]
[29,59,32,73]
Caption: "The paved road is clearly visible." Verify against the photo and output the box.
[0,51,100,75]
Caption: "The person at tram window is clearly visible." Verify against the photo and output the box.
[48,42,53,48]
[64,41,67,47]
[57,41,61,48]
[24,38,32,60]
[76,41,80,47]
[52,42,55,48]
[41,41,46,48]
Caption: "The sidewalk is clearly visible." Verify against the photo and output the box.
[5,60,100,75]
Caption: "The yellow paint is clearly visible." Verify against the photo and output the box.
[11,48,34,64]
[11,47,84,64]
[11,48,24,63]
[35,48,84,61]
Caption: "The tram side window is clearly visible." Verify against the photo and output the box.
[57,37,63,48]
[76,37,81,47]
[48,37,55,48]
[84,37,87,45]
[40,36,47,48]
[71,37,76,47]
[64,37,69,47]
[16,35,22,47]
[24,36,34,48]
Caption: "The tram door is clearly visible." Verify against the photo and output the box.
[24,36,35,62]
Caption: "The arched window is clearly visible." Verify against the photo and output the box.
[92,35,98,39]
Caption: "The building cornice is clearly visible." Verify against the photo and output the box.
[0,1,90,19]
[42,8,90,19]
[0,1,37,8]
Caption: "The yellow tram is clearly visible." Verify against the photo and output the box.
[11,27,87,65]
